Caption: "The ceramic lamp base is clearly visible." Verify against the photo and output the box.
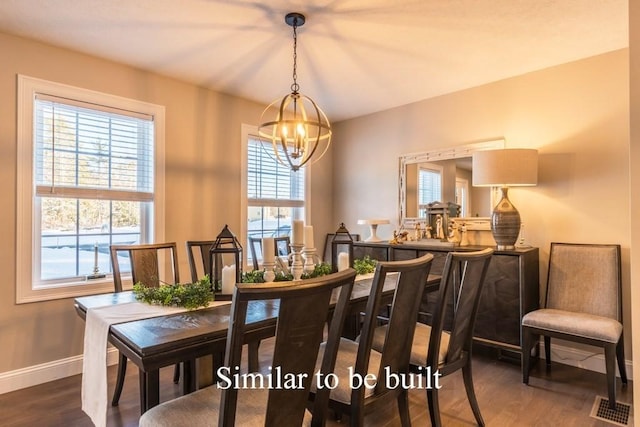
[491,187,521,250]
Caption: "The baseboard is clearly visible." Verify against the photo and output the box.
[542,340,634,380]
[0,348,119,395]
[0,341,633,395]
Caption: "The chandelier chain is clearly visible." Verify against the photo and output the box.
[291,17,299,94]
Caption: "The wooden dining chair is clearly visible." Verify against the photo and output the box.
[248,235,291,270]
[308,253,434,427]
[375,248,493,426]
[185,240,215,283]
[139,269,358,427]
[522,243,627,409]
[109,242,182,406]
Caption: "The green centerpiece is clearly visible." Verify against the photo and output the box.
[353,256,377,275]
[132,276,214,310]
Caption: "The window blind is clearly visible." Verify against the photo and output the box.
[34,95,154,202]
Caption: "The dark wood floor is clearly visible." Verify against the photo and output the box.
[0,341,633,426]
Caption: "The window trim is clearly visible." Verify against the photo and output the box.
[240,124,311,269]
[16,75,166,303]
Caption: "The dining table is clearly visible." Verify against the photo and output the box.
[75,272,441,416]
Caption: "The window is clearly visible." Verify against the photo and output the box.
[417,163,443,217]
[241,125,307,267]
[17,76,165,303]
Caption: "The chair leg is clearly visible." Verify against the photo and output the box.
[397,389,412,427]
[605,343,618,410]
[427,386,442,427]
[248,340,261,372]
[173,363,180,384]
[522,327,532,384]
[616,336,628,385]
[111,352,127,406]
[462,362,485,427]
[544,336,551,366]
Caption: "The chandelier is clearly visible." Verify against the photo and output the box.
[258,12,332,172]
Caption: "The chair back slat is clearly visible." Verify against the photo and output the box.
[219,269,357,427]
[110,242,180,292]
[185,240,215,282]
[545,243,621,320]
[429,248,493,369]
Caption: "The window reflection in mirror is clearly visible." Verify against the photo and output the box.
[398,140,504,225]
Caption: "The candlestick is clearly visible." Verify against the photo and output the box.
[290,243,304,280]
[292,220,304,245]
[93,243,99,274]
[303,246,318,274]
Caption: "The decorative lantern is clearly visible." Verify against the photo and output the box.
[331,223,355,273]
[209,225,243,293]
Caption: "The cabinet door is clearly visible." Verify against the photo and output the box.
[473,255,521,347]
[353,245,389,261]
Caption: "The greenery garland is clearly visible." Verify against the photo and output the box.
[132,276,214,310]
[242,262,333,283]
[353,256,377,275]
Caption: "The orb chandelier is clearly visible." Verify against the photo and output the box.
[258,12,332,172]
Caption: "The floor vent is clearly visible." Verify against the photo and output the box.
[590,396,632,426]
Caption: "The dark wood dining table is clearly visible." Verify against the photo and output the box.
[75,273,440,413]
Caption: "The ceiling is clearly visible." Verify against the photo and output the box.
[0,0,628,121]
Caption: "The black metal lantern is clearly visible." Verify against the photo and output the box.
[209,225,243,292]
[331,223,354,273]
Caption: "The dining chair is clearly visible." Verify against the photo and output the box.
[373,248,493,426]
[308,253,434,427]
[248,235,292,270]
[522,243,627,409]
[109,242,182,406]
[139,268,358,427]
[185,240,215,283]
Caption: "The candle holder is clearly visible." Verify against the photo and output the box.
[262,260,276,282]
[86,243,106,280]
[290,243,304,280]
[303,247,318,274]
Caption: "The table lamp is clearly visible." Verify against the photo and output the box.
[472,149,538,250]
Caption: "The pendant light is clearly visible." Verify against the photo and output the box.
[258,12,332,172]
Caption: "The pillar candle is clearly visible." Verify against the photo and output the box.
[338,252,350,272]
[303,225,314,249]
[262,237,275,264]
[222,264,236,295]
[292,219,304,245]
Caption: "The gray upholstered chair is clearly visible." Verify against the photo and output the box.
[110,242,181,405]
[522,243,627,409]
[372,248,493,427]
[139,269,357,427]
[308,254,434,427]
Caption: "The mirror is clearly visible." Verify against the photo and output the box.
[399,140,504,226]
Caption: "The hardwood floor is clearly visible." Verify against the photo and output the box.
[0,342,632,426]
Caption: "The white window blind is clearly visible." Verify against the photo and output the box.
[34,95,154,202]
[419,167,442,205]
[247,138,304,207]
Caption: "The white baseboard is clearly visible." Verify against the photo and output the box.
[0,348,119,395]
[0,341,633,395]
[541,340,633,380]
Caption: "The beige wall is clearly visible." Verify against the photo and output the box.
[628,0,640,412]
[333,49,632,357]
[0,31,334,372]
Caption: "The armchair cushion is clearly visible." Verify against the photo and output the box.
[522,308,622,343]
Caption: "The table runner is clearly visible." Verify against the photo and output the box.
[82,300,229,427]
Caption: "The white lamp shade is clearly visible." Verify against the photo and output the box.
[472,149,538,187]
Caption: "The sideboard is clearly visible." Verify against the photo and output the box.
[353,241,539,360]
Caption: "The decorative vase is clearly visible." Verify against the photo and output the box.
[491,187,520,250]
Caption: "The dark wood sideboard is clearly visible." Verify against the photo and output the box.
[353,241,539,360]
